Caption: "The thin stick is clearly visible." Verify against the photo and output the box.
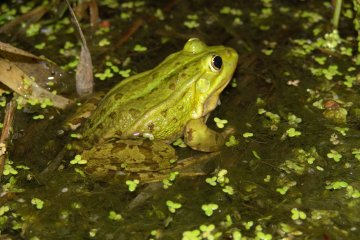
[0,100,16,179]
[114,0,180,49]
[332,0,342,29]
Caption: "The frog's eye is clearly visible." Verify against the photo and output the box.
[210,55,222,72]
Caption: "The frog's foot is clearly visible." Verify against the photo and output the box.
[184,118,235,152]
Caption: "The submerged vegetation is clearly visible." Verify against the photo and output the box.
[0,0,359,239]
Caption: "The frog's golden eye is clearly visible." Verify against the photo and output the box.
[210,55,222,72]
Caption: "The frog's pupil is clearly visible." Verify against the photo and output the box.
[212,56,222,70]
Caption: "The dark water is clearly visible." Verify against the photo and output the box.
[1,0,360,239]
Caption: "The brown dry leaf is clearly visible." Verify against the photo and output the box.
[76,46,93,96]
[66,0,94,97]
[0,58,72,109]
[0,42,73,109]
[0,41,42,60]
[0,41,74,89]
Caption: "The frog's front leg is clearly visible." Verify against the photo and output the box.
[184,118,233,152]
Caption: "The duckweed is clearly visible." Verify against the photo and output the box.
[276,186,289,195]
[98,38,110,47]
[242,132,254,138]
[3,163,18,176]
[291,208,307,220]
[163,171,179,189]
[214,117,228,128]
[118,69,131,78]
[95,68,114,80]
[182,229,200,240]
[108,210,122,221]
[327,149,342,162]
[133,44,147,52]
[225,135,239,147]
[325,181,348,190]
[286,128,301,137]
[31,198,44,210]
[125,179,140,192]
[201,203,218,216]
[166,200,182,213]
[184,14,200,29]
[70,155,87,165]
[0,206,10,216]
[173,138,187,148]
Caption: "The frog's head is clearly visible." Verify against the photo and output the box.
[182,38,238,119]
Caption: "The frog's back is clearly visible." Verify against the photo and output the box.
[81,53,201,143]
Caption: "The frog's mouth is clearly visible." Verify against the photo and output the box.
[202,76,232,116]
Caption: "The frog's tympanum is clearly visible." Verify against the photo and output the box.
[75,38,238,182]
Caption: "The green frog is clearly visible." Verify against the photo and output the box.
[71,38,238,182]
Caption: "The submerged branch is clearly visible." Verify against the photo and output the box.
[0,5,50,33]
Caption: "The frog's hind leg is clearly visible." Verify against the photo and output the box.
[127,152,219,209]
[136,151,220,183]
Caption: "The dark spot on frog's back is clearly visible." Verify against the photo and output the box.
[160,110,167,117]
[136,96,145,101]
[129,108,141,118]
[226,49,232,56]
[179,72,188,79]
[109,112,116,119]
[141,139,153,148]
[147,122,155,131]
[115,92,124,99]
[99,108,108,119]
[186,128,194,141]
[169,83,176,90]
[132,79,140,85]
[178,104,184,111]
[90,134,99,144]
[112,141,127,149]
[151,72,159,79]
[115,130,123,137]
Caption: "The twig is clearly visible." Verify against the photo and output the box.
[0,100,16,179]
[0,5,50,33]
[114,18,144,49]
[114,0,180,49]
[38,148,66,179]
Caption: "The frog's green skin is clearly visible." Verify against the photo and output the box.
[78,38,238,181]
